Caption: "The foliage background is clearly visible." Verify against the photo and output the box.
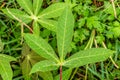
[0,0,120,80]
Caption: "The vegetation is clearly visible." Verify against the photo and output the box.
[0,0,120,80]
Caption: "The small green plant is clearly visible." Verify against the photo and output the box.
[1,0,119,80]
[24,6,114,80]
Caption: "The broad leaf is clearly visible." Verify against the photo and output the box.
[38,3,66,18]
[38,19,57,32]
[57,6,74,61]
[2,8,32,23]
[0,54,16,80]
[54,69,72,80]
[63,48,114,68]
[33,21,40,36]
[24,33,59,62]
[16,0,33,15]
[30,60,59,74]
[33,0,43,15]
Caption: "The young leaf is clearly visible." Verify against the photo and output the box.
[33,0,43,15]
[57,6,74,61]
[24,33,59,62]
[38,3,66,18]
[63,48,114,68]
[33,21,40,36]
[2,8,32,23]
[38,19,57,32]
[16,0,33,15]
[30,60,59,74]
[54,69,72,80]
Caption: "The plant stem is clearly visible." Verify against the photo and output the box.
[70,30,95,80]
[102,42,119,68]
[60,65,62,80]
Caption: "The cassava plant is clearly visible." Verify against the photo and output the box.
[24,6,114,80]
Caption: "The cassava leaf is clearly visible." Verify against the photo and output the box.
[16,0,33,15]
[33,0,43,15]
[38,3,66,18]
[38,19,57,32]
[54,69,72,80]
[57,6,74,61]
[63,48,114,68]
[24,33,59,62]
[30,60,59,74]
[2,8,32,23]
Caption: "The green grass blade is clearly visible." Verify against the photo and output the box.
[24,33,59,62]
[57,6,74,61]
[63,48,114,68]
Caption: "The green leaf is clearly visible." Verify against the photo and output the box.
[63,48,114,68]
[57,6,74,61]
[0,61,13,80]
[38,19,57,32]
[24,33,59,62]
[0,54,16,62]
[2,8,32,23]
[0,54,16,80]
[33,0,43,15]
[38,3,66,18]
[33,21,40,36]
[16,0,33,15]
[30,60,59,74]
[54,69,72,80]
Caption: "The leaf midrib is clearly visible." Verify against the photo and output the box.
[27,36,58,62]
[60,9,68,61]
[0,61,9,80]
